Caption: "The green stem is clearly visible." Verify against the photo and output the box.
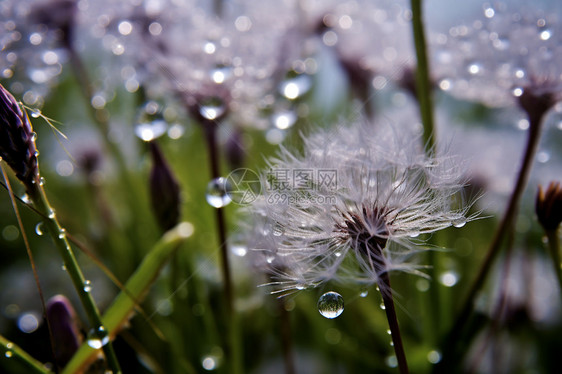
[546,229,562,295]
[435,109,545,373]
[27,180,121,374]
[203,122,242,374]
[62,223,192,373]
[0,335,50,374]
[410,0,436,151]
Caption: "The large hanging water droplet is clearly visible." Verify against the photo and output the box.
[87,326,109,349]
[205,177,232,208]
[134,101,168,142]
[199,97,226,121]
[317,291,344,319]
[439,271,459,287]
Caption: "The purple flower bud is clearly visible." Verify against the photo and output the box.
[0,84,39,188]
[46,295,82,367]
[149,141,181,232]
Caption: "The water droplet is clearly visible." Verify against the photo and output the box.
[467,63,481,75]
[21,194,31,204]
[279,74,312,100]
[408,231,420,238]
[209,65,232,84]
[199,98,226,121]
[427,350,442,364]
[272,110,297,130]
[265,254,276,264]
[386,329,392,335]
[359,289,368,297]
[416,279,430,292]
[134,102,167,141]
[30,108,41,118]
[229,234,248,257]
[48,209,55,219]
[58,228,66,239]
[5,351,12,358]
[317,291,344,319]
[61,264,67,271]
[439,271,459,287]
[334,251,342,257]
[35,222,44,236]
[386,355,398,368]
[540,29,552,41]
[272,224,284,236]
[380,302,386,310]
[83,280,92,292]
[39,177,45,186]
[452,217,466,228]
[87,326,109,349]
[205,177,232,208]
[202,356,217,370]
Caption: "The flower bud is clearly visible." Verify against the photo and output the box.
[536,181,562,231]
[46,295,82,367]
[0,84,39,187]
[149,141,181,232]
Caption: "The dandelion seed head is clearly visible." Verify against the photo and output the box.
[242,119,472,295]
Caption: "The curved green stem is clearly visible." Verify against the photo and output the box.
[27,179,121,374]
[63,223,192,373]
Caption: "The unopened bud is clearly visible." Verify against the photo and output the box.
[536,181,562,231]
[149,141,181,232]
[46,295,82,367]
[0,84,39,187]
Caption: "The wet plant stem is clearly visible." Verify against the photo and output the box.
[436,109,545,373]
[202,122,242,374]
[379,271,409,374]
[410,0,440,346]
[370,242,408,374]
[26,179,122,374]
[410,0,436,151]
[545,229,562,295]
[279,298,296,374]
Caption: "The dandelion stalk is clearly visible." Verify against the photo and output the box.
[409,0,442,348]
[410,0,436,151]
[202,121,243,374]
[436,90,553,373]
[545,229,562,294]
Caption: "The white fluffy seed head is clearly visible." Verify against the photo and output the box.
[242,119,474,296]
